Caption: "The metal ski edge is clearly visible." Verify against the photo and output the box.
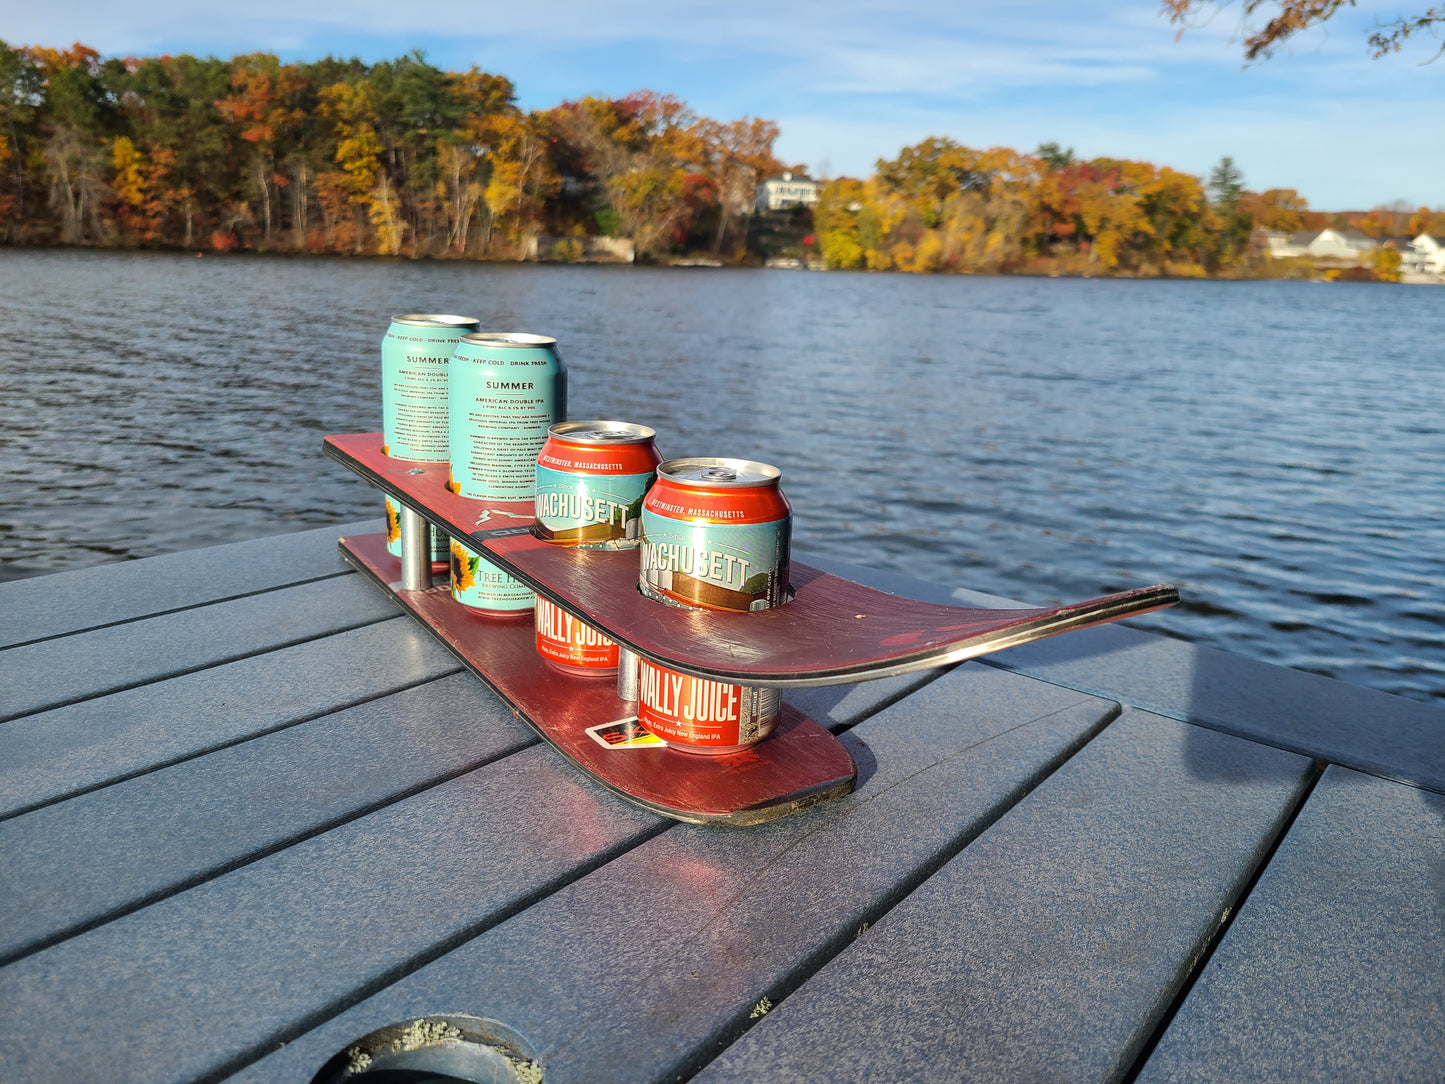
[463,547,1179,688]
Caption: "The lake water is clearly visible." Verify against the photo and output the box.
[2,249,1442,705]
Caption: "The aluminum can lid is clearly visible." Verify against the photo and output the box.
[548,420,656,445]
[459,332,558,348]
[657,457,781,489]
[389,314,481,328]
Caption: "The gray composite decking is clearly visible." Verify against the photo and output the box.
[0,523,1440,1083]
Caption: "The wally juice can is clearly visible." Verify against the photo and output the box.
[534,595,619,675]
[449,537,534,616]
[635,457,791,753]
[534,421,662,549]
[449,333,566,500]
[636,661,782,755]
[384,496,450,563]
[381,314,479,461]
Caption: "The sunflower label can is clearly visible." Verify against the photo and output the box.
[635,457,791,753]
[449,333,566,500]
[449,538,535,616]
[382,314,479,461]
[534,421,662,549]
[385,496,449,563]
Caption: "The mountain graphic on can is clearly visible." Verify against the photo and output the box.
[534,421,662,549]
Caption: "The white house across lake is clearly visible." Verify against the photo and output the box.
[1399,234,1445,275]
[756,171,820,212]
[1263,229,1445,281]
[1263,228,1377,262]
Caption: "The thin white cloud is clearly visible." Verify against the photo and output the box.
[810,41,1159,95]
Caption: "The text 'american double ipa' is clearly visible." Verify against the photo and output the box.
[533,421,663,674]
[447,333,566,616]
[380,314,478,563]
[636,458,792,753]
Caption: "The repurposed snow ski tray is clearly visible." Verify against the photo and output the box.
[326,432,1179,824]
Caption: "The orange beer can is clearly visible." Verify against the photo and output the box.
[636,457,791,753]
[533,421,663,675]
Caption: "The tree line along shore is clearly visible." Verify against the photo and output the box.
[2,44,1440,278]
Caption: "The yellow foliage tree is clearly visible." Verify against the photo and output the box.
[1407,205,1444,236]
[1373,245,1403,282]
[320,81,397,253]
[110,136,178,243]
[813,178,866,269]
[482,111,557,259]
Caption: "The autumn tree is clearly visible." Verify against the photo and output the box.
[813,177,867,268]
[29,44,114,244]
[0,42,45,240]
[109,54,233,248]
[1163,0,1445,59]
[436,68,515,255]
[1239,187,1309,232]
[1373,244,1403,281]
[216,54,305,246]
[693,116,781,255]
[482,111,558,258]
[318,77,391,252]
[110,136,178,243]
[1035,142,1074,170]
[818,139,1043,274]
[363,52,476,253]
[541,92,715,258]
[1407,205,1445,235]
[1356,207,1397,239]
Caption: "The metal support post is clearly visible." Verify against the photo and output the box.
[616,647,640,704]
[398,504,433,592]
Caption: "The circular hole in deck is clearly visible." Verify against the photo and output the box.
[311,1015,541,1083]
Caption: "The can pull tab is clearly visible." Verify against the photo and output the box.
[701,466,738,481]
[583,430,629,441]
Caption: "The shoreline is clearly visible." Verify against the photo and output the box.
[1,242,1431,284]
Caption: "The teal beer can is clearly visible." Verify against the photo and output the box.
[384,496,450,563]
[448,333,567,500]
[448,537,535,616]
[382,314,479,566]
[381,314,480,461]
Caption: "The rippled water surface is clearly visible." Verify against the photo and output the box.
[2,249,1442,704]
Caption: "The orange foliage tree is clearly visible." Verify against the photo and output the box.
[216,55,304,246]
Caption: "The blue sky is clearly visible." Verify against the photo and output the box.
[5,1,1441,209]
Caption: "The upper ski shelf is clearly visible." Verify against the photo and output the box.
[325,433,1179,688]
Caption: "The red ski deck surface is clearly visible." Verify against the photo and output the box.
[326,432,1180,687]
[339,532,856,825]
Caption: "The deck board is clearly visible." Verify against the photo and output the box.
[0,672,535,965]
[0,574,400,721]
[227,665,1116,1084]
[0,744,665,1083]
[1138,766,1445,1082]
[989,618,1445,794]
[696,711,1314,1083]
[0,620,461,819]
[0,519,377,649]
